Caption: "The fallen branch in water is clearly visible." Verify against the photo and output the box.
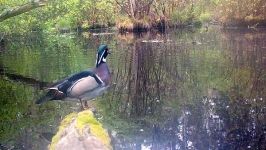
[0,66,50,89]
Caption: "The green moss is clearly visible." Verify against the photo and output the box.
[49,112,77,150]
[76,110,111,147]
[49,110,111,150]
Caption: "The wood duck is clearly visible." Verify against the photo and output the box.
[36,44,111,107]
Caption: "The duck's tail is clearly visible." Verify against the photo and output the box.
[35,90,54,104]
[35,89,65,104]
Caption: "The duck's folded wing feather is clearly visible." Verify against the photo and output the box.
[36,71,101,104]
[50,71,101,93]
[67,75,101,97]
[51,70,102,98]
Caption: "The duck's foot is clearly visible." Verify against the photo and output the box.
[84,102,95,112]
[84,101,88,108]
[79,99,94,111]
[79,99,86,110]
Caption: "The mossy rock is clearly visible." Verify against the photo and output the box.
[49,110,111,150]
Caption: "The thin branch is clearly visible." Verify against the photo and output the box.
[113,0,131,17]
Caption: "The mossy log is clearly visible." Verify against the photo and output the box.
[49,110,111,150]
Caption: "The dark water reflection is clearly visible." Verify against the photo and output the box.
[0,27,266,150]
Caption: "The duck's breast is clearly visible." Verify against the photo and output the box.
[96,63,111,85]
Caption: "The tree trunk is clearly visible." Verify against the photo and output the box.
[129,0,136,19]
[0,1,46,22]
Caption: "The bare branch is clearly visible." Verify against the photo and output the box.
[114,0,133,17]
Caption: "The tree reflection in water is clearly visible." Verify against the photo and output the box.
[97,29,266,150]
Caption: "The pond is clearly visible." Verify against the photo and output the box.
[0,27,265,150]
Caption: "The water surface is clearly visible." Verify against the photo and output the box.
[0,27,265,150]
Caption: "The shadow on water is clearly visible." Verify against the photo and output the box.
[0,27,265,149]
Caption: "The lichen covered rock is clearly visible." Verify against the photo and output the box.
[49,110,111,150]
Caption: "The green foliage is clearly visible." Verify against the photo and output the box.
[0,78,34,123]
[0,78,79,148]
[216,0,266,26]
[161,0,213,27]
[2,0,266,33]
[0,78,45,143]
[171,6,194,25]
[0,0,116,34]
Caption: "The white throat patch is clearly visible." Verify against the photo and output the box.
[97,50,106,65]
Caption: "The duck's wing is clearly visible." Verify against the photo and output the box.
[55,70,104,95]
[36,71,103,104]
[66,71,104,98]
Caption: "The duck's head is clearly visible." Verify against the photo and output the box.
[96,44,111,67]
